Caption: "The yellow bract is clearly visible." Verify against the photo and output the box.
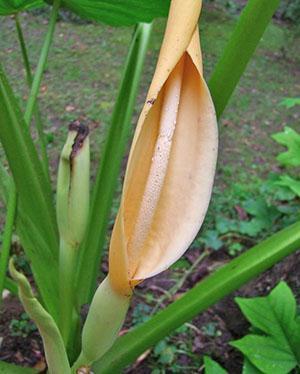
[109,0,218,296]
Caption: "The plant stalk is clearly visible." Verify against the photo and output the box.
[24,0,61,126]
[0,185,17,301]
[59,239,78,347]
[15,14,50,180]
[208,0,280,118]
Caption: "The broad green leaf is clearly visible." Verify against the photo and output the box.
[9,260,70,374]
[0,0,44,15]
[280,97,300,109]
[272,127,300,167]
[275,175,300,197]
[204,356,227,374]
[0,360,37,373]
[232,335,296,374]
[0,63,59,319]
[93,221,300,373]
[242,359,262,374]
[232,282,300,373]
[56,0,170,26]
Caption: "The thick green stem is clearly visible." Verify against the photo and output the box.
[24,0,60,126]
[15,14,50,180]
[93,221,300,372]
[0,185,17,301]
[59,239,78,347]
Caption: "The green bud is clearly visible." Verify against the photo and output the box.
[56,120,90,247]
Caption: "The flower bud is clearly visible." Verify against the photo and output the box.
[56,120,90,247]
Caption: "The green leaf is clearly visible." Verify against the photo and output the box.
[57,0,170,26]
[76,23,152,305]
[0,63,59,319]
[242,359,262,374]
[280,97,300,109]
[239,198,280,236]
[232,282,300,373]
[0,360,37,373]
[204,356,227,374]
[202,230,223,250]
[232,335,296,374]
[9,260,70,374]
[0,0,44,15]
[275,175,300,197]
[272,127,300,167]
[93,221,300,373]
[209,0,280,118]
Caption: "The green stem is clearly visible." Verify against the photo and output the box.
[24,0,60,126]
[59,239,78,347]
[15,14,50,180]
[93,221,300,372]
[0,185,17,302]
[208,0,280,118]
[76,22,152,306]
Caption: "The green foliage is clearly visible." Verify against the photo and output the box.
[9,312,37,338]
[231,282,300,373]
[54,0,170,26]
[278,0,300,22]
[202,322,222,337]
[204,356,227,374]
[272,126,300,167]
[0,63,60,320]
[275,175,300,197]
[0,0,44,15]
[280,97,300,109]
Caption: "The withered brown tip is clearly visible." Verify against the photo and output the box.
[69,120,89,160]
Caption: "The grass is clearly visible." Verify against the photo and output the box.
[0,4,300,372]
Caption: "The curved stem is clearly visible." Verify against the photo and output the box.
[15,14,50,179]
[0,184,17,302]
[24,0,61,126]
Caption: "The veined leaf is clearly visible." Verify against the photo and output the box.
[54,0,170,26]
[272,127,300,167]
[232,282,300,373]
[0,63,59,319]
[0,0,44,15]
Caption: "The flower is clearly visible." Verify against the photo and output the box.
[109,0,218,296]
